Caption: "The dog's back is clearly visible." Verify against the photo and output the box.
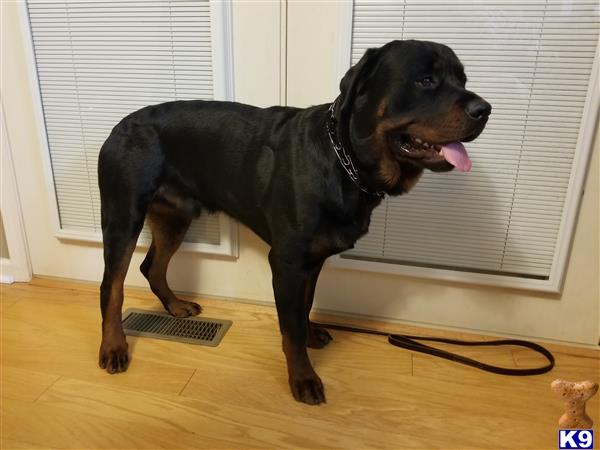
[98,100,313,234]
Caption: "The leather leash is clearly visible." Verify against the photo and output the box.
[315,322,555,376]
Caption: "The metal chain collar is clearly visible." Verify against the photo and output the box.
[326,101,384,198]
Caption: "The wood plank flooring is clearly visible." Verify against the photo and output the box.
[1,277,598,449]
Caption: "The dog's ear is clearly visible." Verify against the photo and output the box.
[337,47,383,120]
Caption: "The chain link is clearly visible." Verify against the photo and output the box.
[326,101,384,198]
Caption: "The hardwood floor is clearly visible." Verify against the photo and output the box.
[1,277,598,449]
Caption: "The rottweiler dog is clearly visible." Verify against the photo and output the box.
[97,40,491,405]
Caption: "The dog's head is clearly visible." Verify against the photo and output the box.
[336,40,491,194]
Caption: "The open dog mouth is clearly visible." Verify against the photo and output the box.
[392,135,472,172]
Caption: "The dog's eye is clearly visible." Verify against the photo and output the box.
[416,76,436,88]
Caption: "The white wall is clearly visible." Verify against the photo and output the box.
[2,0,598,346]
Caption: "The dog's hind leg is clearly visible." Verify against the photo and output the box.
[140,205,202,317]
[98,130,161,373]
[98,201,145,374]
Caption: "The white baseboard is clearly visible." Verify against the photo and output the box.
[0,257,28,282]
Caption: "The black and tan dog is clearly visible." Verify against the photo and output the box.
[97,40,490,405]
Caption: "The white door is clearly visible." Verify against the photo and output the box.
[284,1,600,345]
[2,0,283,299]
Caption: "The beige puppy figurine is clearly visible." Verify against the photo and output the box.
[551,379,598,429]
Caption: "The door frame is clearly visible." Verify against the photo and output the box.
[0,102,33,282]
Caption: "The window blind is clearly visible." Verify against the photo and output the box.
[343,0,599,279]
[27,0,221,246]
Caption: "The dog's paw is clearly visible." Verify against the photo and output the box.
[99,339,129,374]
[307,326,333,349]
[289,375,326,405]
[167,299,202,318]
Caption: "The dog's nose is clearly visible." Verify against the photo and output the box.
[465,99,492,120]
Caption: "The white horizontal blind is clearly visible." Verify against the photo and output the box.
[27,0,221,246]
[344,0,599,278]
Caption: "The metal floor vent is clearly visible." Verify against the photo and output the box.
[122,308,232,347]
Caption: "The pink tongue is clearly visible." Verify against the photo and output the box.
[441,142,472,172]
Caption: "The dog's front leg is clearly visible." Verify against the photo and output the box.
[268,250,325,405]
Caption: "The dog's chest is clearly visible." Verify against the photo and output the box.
[309,199,378,259]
